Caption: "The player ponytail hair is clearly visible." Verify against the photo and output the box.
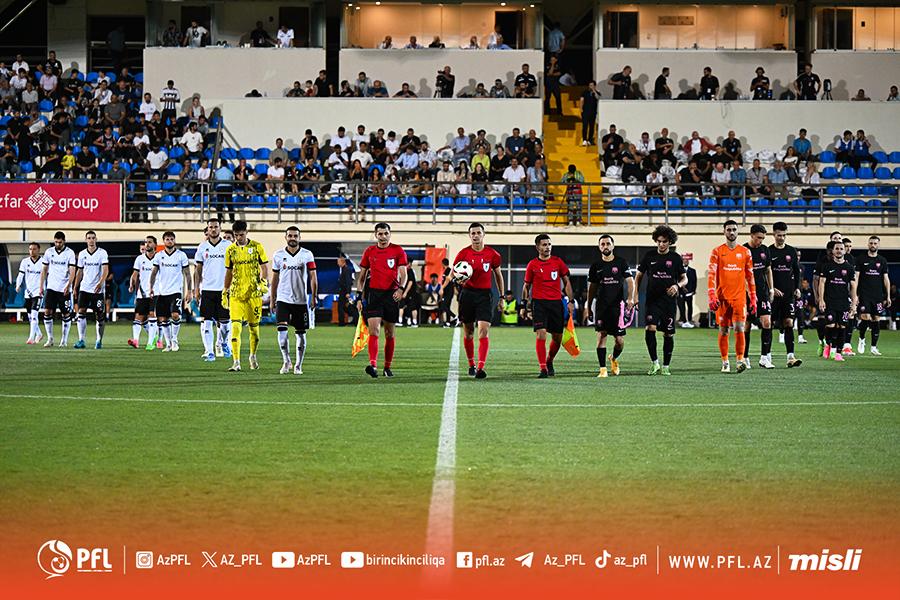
[651,225,677,244]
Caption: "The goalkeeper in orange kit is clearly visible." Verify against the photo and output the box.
[708,220,757,373]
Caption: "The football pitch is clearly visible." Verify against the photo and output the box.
[2,322,899,597]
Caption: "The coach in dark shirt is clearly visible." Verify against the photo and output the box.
[601,125,624,169]
[607,66,632,100]
[514,64,538,96]
[751,67,770,100]
[699,67,719,100]
[654,67,671,99]
[794,63,821,100]
[337,254,355,326]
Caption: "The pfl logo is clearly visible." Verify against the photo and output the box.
[37,539,112,580]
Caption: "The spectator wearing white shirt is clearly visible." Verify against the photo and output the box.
[147,145,169,178]
[138,93,157,122]
[418,142,437,172]
[180,122,204,158]
[378,36,393,49]
[20,82,39,112]
[436,161,457,195]
[267,157,285,192]
[198,158,212,182]
[635,132,655,160]
[184,21,208,47]
[350,142,373,169]
[96,70,111,86]
[502,157,526,196]
[404,36,423,49]
[134,128,150,153]
[462,35,480,49]
[353,73,372,97]
[93,81,112,105]
[352,124,369,149]
[10,69,29,94]
[331,126,351,152]
[710,162,731,199]
[276,25,294,48]
[11,55,28,75]
[385,131,400,159]
[39,71,58,99]
[326,144,349,179]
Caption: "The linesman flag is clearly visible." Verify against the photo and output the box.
[351,315,369,358]
[562,311,580,357]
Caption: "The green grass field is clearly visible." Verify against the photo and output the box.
[2,321,899,557]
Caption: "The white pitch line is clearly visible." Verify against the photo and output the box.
[423,327,460,587]
[0,393,898,410]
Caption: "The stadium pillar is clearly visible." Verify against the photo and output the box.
[325,0,341,94]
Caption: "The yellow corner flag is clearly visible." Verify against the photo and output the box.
[351,314,369,358]
[562,312,580,357]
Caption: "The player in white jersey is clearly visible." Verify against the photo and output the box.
[149,231,192,352]
[194,218,233,361]
[72,231,110,349]
[16,241,44,344]
[39,231,77,348]
[128,236,159,349]
[270,226,318,374]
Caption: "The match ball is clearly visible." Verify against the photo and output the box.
[453,260,474,283]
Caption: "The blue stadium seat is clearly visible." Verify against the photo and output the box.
[254,164,268,176]
[825,185,843,196]
[330,195,348,208]
[889,151,900,163]
[667,196,681,209]
[283,195,300,206]
[807,197,821,209]
[438,196,454,209]
[894,168,900,179]
[773,197,789,211]
[147,181,162,192]
[849,199,866,211]
[628,197,646,210]
[874,167,891,179]
[862,185,879,197]
[178,194,197,206]
[754,197,771,210]
[250,194,265,205]
[821,167,839,179]
[19,161,33,173]
[843,184,861,196]
[512,196,526,209]
[159,194,176,207]
[134,72,144,84]
[209,116,222,128]
[220,148,237,160]
[288,148,301,161]
[473,196,490,208]
[38,99,54,112]
[301,195,318,207]
[887,198,899,209]
[238,147,255,160]
[381,195,401,207]
[0,115,11,127]
[491,196,508,209]
[169,146,185,159]
[255,148,270,160]
[525,196,543,210]
[85,72,99,83]
[364,195,380,207]
[719,197,737,210]
[646,197,663,210]
[789,198,807,211]
[819,150,836,163]
[840,166,856,179]
[683,197,700,210]
[866,199,883,211]
[872,151,888,164]
[857,167,874,180]
[73,115,89,129]
[880,185,897,196]
[165,163,181,175]
[701,197,717,211]
[457,196,473,209]
[610,197,627,210]
[264,195,279,208]
[106,72,117,83]
[400,195,417,208]
[831,198,847,212]
[203,148,214,160]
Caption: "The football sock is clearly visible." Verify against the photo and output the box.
[844,321,854,345]
[858,320,869,340]
[662,335,674,366]
[295,332,307,368]
[44,317,54,340]
[367,334,379,367]
[871,321,880,346]
[132,320,142,342]
[201,320,214,354]
[718,333,729,360]
[744,327,752,359]
[797,319,804,335]
[230,320,242,358]
[219,320,230,349]
[277,325,290,362]
[248,323,260,354]
[477,337,489,370]
[171,318,181,344]
[548,339,561,363]
[597,346,607,367]
[160,321,172,346]
[96,316,105,342]
[645,330,658,362]
[77,314,87,341]
[384,336,395,369]
[464,337,475,367]
[784,327,795,354]
[761,328,772,356]
[29,309,39,338]
[612,342,623,359]
[147,318,158,342]
[536,339,547,369]
[816,318,826,341]
[735,331,746,360]
[61,315,71,344]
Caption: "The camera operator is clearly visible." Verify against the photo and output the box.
[435,66,455,98]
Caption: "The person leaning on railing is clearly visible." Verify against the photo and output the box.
[562,165,584,226]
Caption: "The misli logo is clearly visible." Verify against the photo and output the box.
[26,187,56,218]
[37,540,72,580]
[788,548,862,571]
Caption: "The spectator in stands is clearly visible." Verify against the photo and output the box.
[213,159,235,223]
[600,124,623,169]
[378,36,393,49]
[105,94,126,127]
[463,35,480,49]
[515,64,538,97]
[287,80,304,97]
[9,68,28,98]
[835,129,854,165]
[138,92,157,121]
[490,145,510,181]
[654,67,671,99]
[405,36,423,49]
[751,67,771,100]
[37,142,61,180]
[331,126,351,153]
[20,82,38,112]
[38,68,57,99]
[645,166,664,197]
[326,143,349,180]
[299,129,318,162]
[722,131,742,165]
[527,158,547,195]
[351,141,373,170]
[351,125,368,150]
[417,142,437,171]
[315,70,333,97]
[487,24,502,47]
[607,66,632,100]
[470,145,490,174]
[888,85,899,101]
[502,156,526,196]
[782,147,800,178]
[792,128,813,163]
[472,129,490,154]
[711,162,730,199]
[472,162,489,195]
[729,159,746,198]
[514,81,534,98]
[800,163,821,200]
[429,36,445,49]
[579,81,600,146]
[436,66,455,98]
[180,122,203,158]
[400,128,421,153]
[766,160,789,197]
[147,144,168,179]
[699,67,720,100]
[620,145,642,183]
[267,157,285,193]
[147,112,168,147]
[93,80,112,105]
[851,89,871,102]
[545,55,562,114]
[451,127,472,164]
[852,129,878,170]
[162,20,183,46]
[277,24,294,48]
[683,130,713,159]
[676,159,702,198]
[505,127,526,162]
[233,157,252,194]
[269,138,288,165]
[488,34,511,50]
[396,146,419,177]
[175,159,197,193]
[708,144,729,169]
[368,80,389,97]
[794,63,821,100]
[0,140,20,178]
[547,21,565,56]
[489,78,511,98]
[184,20,208,48]
[159,80,180,126]
[635,131,654,160]
[60,146,76,179]
[186,95,205,120]
[354,71,372,97]
[458,82,488,98]
[435,160,456,195]
[654,128,676,164]
[74,144,97,178]
[0,80,15,110]
[385,130,400,159]
[746,158,768,197]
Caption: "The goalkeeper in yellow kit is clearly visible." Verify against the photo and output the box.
[222,220,269,371]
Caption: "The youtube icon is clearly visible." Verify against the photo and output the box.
[271,552,295,569]
[341,551,364,569]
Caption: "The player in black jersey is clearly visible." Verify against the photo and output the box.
[743,224,775,369]
[813,231,844,357]
[816,240,858,362]
[587,235,636,378]
[634,225,687,376]
[856,235,891,356]
[840,237,857,354]
[769,222,802,368]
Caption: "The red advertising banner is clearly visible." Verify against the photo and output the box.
[0,182,121,222]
